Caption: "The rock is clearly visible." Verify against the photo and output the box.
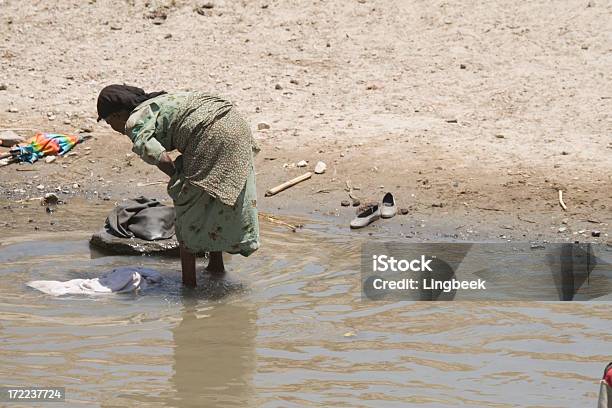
[0,130,25,147]
[495,134,505,139]
[48,115,56,121]
[201,1,214,8]
[432,202,444,208]
[275,83,282,90]
[341,200,350,207]
[257,122,271,130]
[80,126,93,133]
[0,83,7,90]
[73,183,79,189]
[7,107,18,113]
[400,208,409,215]
[446,119,458,123]
[592,230,601,237]
[460,63,467,69]
[63,119,71,125]
[289,79,299,85]
[42,193,59,206]
[296,160,308,167]
[561,151,569,155]
[562,218,569,224]
[558,226,567,233]
[36,184,45,190]
[90,229,180,256]
[351,198,361,207]
[314,161,327,174]
[45,155,57,163]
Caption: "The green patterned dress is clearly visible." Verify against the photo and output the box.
[124,92,259,256]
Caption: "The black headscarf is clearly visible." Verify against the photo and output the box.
[96,84,167,121]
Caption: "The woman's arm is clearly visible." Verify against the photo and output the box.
[157,152,175,177]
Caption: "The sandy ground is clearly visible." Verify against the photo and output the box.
[0,0,610,242]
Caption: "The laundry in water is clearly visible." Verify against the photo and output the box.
[26,266,162,296]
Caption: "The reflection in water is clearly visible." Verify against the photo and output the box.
[171,294,257,408]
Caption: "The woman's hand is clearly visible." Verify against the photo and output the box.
[157,152,176,177]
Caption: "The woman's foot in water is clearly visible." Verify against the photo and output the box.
[205,251,225,277]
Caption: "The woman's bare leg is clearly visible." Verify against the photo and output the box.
[180,243,197,287]
[206,251,225,276]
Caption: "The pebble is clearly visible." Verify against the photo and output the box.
[558,226,567,233]
[341,200,350,207]
[592,230,601,237]
[460,63,467,69]
[7,107,18,113]
[73,183,79,189]
[45,156,57,163]
[400,208,409,215]
[36,184,45,190]
[314,161,327,174]
[561,218,568,224]
[351,198,361,207]
[275,83,282,90]
[42,193,59,206]
[0,83,7,90]
[296,160,308,167]
[257,122,271,130]
[0,130,25,147]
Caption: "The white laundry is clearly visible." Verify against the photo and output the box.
[27,267,162,296]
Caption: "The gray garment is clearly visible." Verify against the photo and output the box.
[105,197,175,241]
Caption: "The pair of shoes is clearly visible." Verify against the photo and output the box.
[350,193,397,229]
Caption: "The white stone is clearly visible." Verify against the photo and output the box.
[296,160,308,167]
[314,161,327,174]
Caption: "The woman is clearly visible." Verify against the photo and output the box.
[97,84,259,287]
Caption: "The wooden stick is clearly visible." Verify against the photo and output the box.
[558,190,567,211]
[517,214,536,224]
[259,213,302,232]
[476,206,503,212]
[136,181,167,187]
[265,172,312,197]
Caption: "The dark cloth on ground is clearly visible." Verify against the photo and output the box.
[105,196,175,240]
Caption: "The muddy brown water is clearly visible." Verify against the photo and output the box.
[0,202,610,407]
